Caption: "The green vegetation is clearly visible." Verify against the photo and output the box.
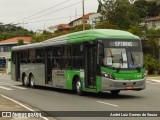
[17,39,24,46]
[0,23,33,40]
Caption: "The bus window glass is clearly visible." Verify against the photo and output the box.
[29,49,35,63]
[52,47,61,69]
[72,44,83,69]
[104,48,128,68]
[20,50,28,63]
[36,49,44,63]
[62,46,71,69]
[127,51,143,68]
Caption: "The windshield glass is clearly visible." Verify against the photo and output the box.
[103,48,143,69]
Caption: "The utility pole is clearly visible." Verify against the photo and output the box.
[82,0,85,31]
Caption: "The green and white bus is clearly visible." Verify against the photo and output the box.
[11,29,146,95]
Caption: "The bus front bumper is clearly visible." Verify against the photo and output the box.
[101,77,146,92]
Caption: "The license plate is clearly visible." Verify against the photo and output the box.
[125,86,134,89]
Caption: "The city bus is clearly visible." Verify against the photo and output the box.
[11,29,146,95]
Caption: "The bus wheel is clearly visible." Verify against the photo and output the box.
[110,90,120,95]
[75,78,83,96]
[30,75,35,88]
[23,75,29,87]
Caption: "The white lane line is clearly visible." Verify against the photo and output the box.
[146,81,157,84]
[11,86,27,89]
[0,94,49,120]
[0,86,13,90]
[97,101,119,107]
[148,79,160,83]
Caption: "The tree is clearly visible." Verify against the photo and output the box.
[17,39,24,46]
[128,24,144,37]
[101,0,140,30]
[71,24,91,32]
[97,0,103,13]
[95,21,119,29]
[133,0,160,18]
[0,22,33,41]
[133,0,149,18]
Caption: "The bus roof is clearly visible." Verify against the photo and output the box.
[12,29,140,51]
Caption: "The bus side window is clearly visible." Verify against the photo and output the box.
[62,45,71,69]
[20,50,28,64]
[29,49,35,63]
[72,44,83,69]
[52,47,62,69]
[36,49,44,63]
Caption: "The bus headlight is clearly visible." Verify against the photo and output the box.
[102,72,115,80]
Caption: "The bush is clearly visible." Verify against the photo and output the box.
[144,54,160,74]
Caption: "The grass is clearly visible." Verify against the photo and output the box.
[0,68,6,73]
[147,75,160,77]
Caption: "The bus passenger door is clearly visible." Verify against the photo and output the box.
[84,43,97,88]
[15,52,20,81]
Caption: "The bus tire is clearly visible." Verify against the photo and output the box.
[75,78,83,96]
[23,75,29,87]
[30,75,35,88]
[110,90,120,95]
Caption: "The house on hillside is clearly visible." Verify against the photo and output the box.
[145,16,160,29]
[69,13,94,27]
[146,0,160,4]
[89,13,101,29]
[48,24,70,33]
[0,37,32,74]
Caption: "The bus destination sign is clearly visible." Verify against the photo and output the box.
[110,41,138,47]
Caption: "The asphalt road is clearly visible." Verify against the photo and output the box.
[0,74,160,120]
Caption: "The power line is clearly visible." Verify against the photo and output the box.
[25,1,82,22]
[12,0,73,24]
[20,15,81,24]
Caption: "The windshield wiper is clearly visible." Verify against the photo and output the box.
[116,52,123,73]
[130,51,141,72]
[130,51,135,66]
[120,52,123,66]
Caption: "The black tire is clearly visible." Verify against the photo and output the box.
[23,75,29,87]
[30,75,35,88]
[75,78,83,96]
[110,90,120,95]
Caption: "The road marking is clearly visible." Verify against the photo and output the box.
[0,94,49,120]
[148,79,160,83]
[0,86,13,90]
[11,86,27,89]
[97,101,119,107]
[146,81,157,84]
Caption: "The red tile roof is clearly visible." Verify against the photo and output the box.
[146,16,160,21]
[0,37,32,44]
[69,13,95,24]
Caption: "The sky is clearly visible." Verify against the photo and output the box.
[0,0,99,31]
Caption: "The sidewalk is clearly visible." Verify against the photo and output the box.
[147,76,160,80]
[0,94,54,120]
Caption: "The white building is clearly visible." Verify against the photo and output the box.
[89,13,101,29]
[0,37,31,74]
[69,13,94,27]
[146,16,160,29]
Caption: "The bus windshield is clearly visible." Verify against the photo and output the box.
[103,47,143,69]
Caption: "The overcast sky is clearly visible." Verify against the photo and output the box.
[0,0,98,31]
